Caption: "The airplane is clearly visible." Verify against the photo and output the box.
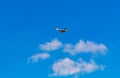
[56,27,67,33]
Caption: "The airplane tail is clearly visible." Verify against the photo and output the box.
[64,28,67,32]
[64,28,67,30]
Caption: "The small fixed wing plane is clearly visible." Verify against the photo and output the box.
[56,27,67,33]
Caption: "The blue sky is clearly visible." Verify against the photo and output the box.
[0,0,120,78]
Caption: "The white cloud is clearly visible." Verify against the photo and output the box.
[27,39,107,77]
[51,58,80,76]
[63,40,107,55]
[39,39,62,51]
[28,53,50,62]
[51,58,104,76]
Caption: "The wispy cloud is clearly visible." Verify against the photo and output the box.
[39,39,62,51]
[51,58,104,76]
[28,53,50,62]
[63,40,107,55]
